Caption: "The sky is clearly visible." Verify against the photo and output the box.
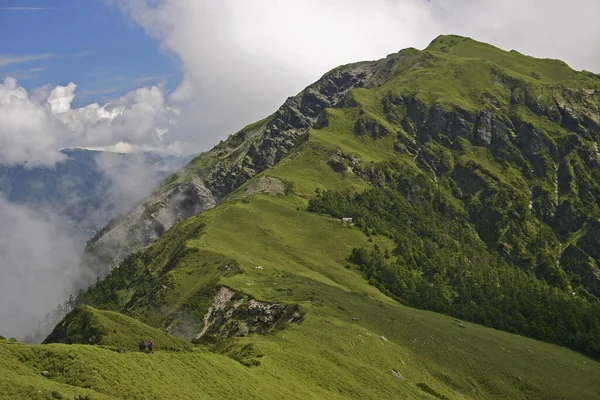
[1,0,600,165]
[0,0,179,105]
[1,0,600,338]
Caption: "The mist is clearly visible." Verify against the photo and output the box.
[0,151,188,340]
[0,197,84,339]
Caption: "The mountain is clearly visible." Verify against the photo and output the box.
[2,35,600,399]
[0,148,193,245]
[83,35,600,355]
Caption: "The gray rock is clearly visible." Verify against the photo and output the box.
[392,370,404,379]
[474,112,493,146]
[197,286,304,339]
[553,200,584,237]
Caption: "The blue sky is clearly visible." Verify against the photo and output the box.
[0,0,180,106]
[1,0,599,162]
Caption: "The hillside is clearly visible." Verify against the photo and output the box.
[83,34,600,354]
[3,35,600,399]
[2,296,599,399]
[43,305,191,352]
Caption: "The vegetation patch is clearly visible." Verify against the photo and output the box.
[44,306,191,353]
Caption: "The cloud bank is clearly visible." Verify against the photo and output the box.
[0,77,180,166]
[4,1,600,164]
[0,150,188,340]
[0,197,85,339]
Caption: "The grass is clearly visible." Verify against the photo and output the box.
[4,35,600,399]
[0,340,331,400]
[3,217,600,399]
[426,35,600,88]
[44,306,191,353]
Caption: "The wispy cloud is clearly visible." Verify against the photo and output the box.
[77,86,128,98]
[2,66,48,80]
[134,74,170,84]
[0,53,55,68]
[77,75,169,99]
[0,7,49,11]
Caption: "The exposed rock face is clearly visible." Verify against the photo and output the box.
[85,51,420,274]
[85,176,216,272]
[553,200,585,237]
[578,222,600,260]
[243,176,285,197]
[197,287,303,339]
[558,222,600,297]
[327,150,361,174]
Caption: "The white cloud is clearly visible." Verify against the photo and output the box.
[0,77,179,166]
[114,0,600,152]
[48,82,76,113]
[3,1,600,165]
[115,0,438,147]
[0,77,66,165]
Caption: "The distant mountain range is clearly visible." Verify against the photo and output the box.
[0,148,194,246]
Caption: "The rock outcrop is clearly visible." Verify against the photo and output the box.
[197,287,303,339]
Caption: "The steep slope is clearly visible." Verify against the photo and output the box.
[9,175,600,399]
[83,53,418,271]
[3,296,600,399]
[83,34,600,353]
[86,35,600,296]
[6,35,600,399]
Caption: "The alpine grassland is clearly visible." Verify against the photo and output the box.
[3,35,600,399]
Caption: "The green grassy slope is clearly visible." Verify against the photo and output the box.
[44,305,191,352]
[4,35,600,399]
[24,125,600,399]
[3,192,600,399]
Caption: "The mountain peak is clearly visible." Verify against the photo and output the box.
[22,34,600,399]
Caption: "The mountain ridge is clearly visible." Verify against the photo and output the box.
[86,34,600,297]
[79,33,600,355]
[6,35,600,399]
